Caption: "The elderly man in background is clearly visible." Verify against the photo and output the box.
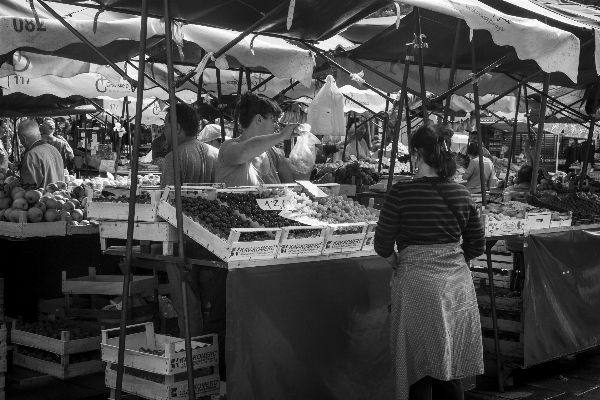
[18,120,64,188]
[40,118,74,171]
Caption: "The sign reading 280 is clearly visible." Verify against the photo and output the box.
[13,18,46,32]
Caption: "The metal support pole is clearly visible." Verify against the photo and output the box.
[114,2,148,399]
[406,92,413,174]
[485,240,503,392]
[523,85,532,139]
[471,38,487,207]
[234,68,244,137]
[579,77,600,190]
[127,98,158,123]
[387,18,416,192]
[245,68,252,92]
[163,1,195,399]
[354,112,359,160]
[37,0,136,88]
[505,85,522,187]
[250,75,276,92]
[378,97,390,173]
[530,74,551,194]
[305,44,395,103]
[346,57,420,97]
[273,80,301,100]
[415,8,428,123]
[341,116,353,161]
[216,69,226,142]
[430,52,515,106]
[443,20,461,125]
[176,1,290,87]
[125,98,131,159]
[480,70,544,110]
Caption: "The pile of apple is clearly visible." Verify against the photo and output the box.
[0,180,92,225]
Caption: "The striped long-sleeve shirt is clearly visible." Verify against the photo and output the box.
[374,177,485,261]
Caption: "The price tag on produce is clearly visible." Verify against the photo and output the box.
[296,180,328,198]
[99,159,116,173]
[256,196,293,211]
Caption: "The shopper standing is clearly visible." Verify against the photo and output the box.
[374,125,485,400]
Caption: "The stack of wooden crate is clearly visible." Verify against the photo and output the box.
[0,279,5,400]
[102,322,220,400]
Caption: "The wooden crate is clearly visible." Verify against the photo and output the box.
[0,220,66,239]
[322,223,367,254]
[62,268,158,296]
[101,323,218,375]
[471,272,511,289]
[86,189,163,222]
[67,223,100,236]
[361,221,378,251]
[277,226,326,258]
[13,346,103,379]
[477,294,523,359]
[12,322,101,355]
[99,221,177,255]
[471,251,514,270]
[105,366,219,400]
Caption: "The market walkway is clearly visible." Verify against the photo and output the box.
[467,348,600,400]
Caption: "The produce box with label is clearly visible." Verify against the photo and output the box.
[483,202,556,237]
[86,188,163,222]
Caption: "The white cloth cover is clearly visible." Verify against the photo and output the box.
[197,124,224,143]
[307,75,346,136]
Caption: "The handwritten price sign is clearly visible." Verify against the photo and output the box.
[256,196,293,211]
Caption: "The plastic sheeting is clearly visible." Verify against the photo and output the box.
[523,229,600,367]
[225,256,393,400]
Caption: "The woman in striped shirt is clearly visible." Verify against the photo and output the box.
[375,125,485,400]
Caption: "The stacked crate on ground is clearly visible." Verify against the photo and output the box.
[471,241,514,289]
[11,319,104,379]
[477,293,524,384]
[102,322,220,400]
[86,189,163,222]
[62,267,158,328]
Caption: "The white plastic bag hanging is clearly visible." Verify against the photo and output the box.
[307,75,345,136]
[288,124,322,174]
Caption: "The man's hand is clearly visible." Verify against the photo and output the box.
[279,123,299,141]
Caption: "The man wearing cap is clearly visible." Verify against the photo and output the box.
[40,118,74,170]
[17,120,64,188]
[197,124,226,149]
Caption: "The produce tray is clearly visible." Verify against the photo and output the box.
[322,223,368,254]
[277,226,326,258]
[12,325,100,355]
[101,323,218,375]
[12,348,104,379]
[0,220,66,239]
[86,189,163,222]
[62,269,158,296]
[66,223,100,236]
[158,186,282,262]
[99,221,177,242]
[105,367,219,400]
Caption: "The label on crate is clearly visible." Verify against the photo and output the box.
[170,349,219,370]
[279,241,323,256]
[324,236,365,252]
[229,243,279,260]
[362,232,375,250]
[256,196,293,211]
[485,219,527,237]
[175,376,220,398]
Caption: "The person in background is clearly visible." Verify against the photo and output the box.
[40,118,74,171]
[563,138,578,170]
[160,102,218,339]
[0,119,12,156]
[460,132,494,161]
[197,124,226,149]
[151,130,171,161]
[578,139,595,169]
[215,92,297,187]
[374,124,484,400]
[504,165,533,201]
[17,120,64,188]
[342,125,370,160]
[462,142,497,194]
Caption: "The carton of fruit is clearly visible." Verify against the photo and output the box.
[101,322,218,375]
[323,222,368,254]
[526,211,552,231]
[483,214,527,237]
[105,364,219,400]
[361,221,378,251]
[12,320,101,355]
[85,188,163,222]
[277,226,327,258]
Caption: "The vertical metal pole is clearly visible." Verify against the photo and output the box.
[125,98,131,163]
[378,98,390,173]
[579,77,600,190]
[245,67,252,92]
[114,1,148,399]
[234,68,244,138]
[197,49,205,107]
[530,74,550,194]
[505,85,522,187]
[341,116,352,161]
[216,69,226,142]
[163,1,195,399]
[415,8,428,123]
[470,37,487,206]
[443,20,461,125]
[387,16,417,191]
[485,239,503,392]
[354,112,359,159]
[523,85,532,164]
[405,93,413,174]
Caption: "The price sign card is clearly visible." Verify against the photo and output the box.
[256,196,293,211]
[99,159,116,173]
[296,180,328,198]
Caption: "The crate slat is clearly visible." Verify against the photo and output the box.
[480,317,523,333]
[482,337,523,359]
[62,273,158,296]
[99,221,177,242]
[13,350,103,379]
[476,295,522,312]
[11,328,101,355]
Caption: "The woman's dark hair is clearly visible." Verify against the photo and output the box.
[237,91,281,129]
[517,165,533,183]
[409,124,457,178]
[165,102,199,137]
[467,142,479,157]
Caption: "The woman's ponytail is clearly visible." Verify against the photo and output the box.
[410,124,457,178]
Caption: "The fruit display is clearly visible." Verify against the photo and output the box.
[285,192,378,224]
[93,192,154,204]
[217,192,303,228]
[537,194,600,221]
[287,228,323,239]
[484,202,548,221]
[313,160,378,186]
[16,320,99,339]
[18,345,101,364]
[179,196,253,240]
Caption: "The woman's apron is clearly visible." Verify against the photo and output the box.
[390,243,484,400]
